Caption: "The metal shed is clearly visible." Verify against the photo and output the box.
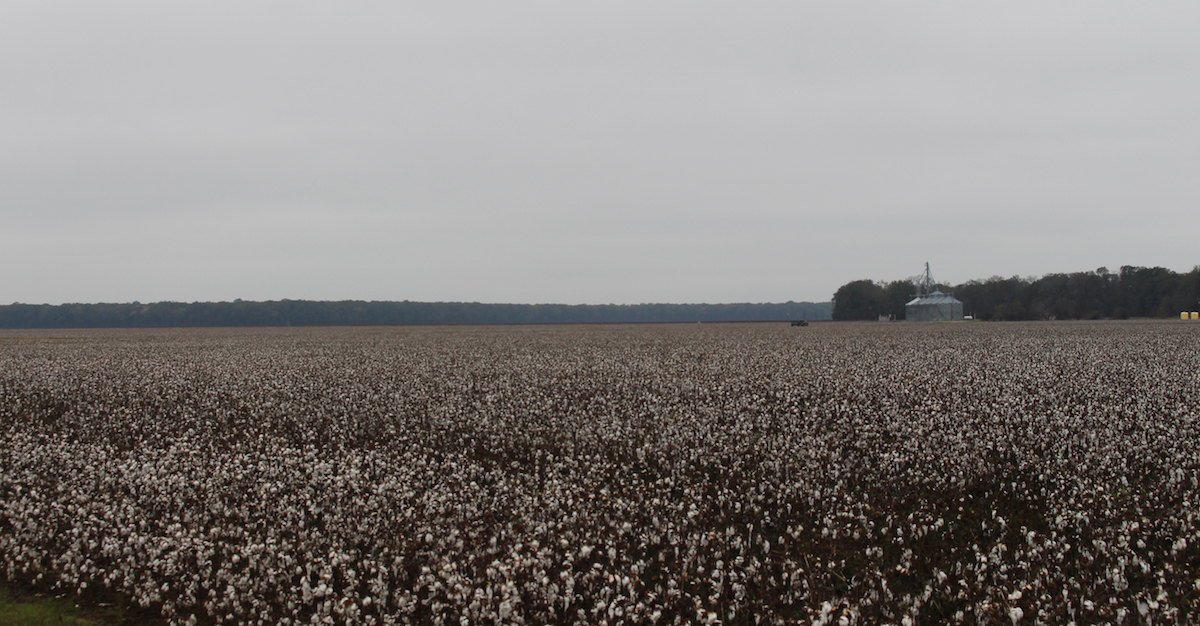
[904,263,963,321]
[906,290,963,322]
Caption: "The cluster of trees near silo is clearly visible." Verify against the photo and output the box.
[833,265,1200,321]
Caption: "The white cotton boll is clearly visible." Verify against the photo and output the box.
[1009,607,1023,625]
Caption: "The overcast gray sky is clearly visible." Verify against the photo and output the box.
[2,2,1197,305]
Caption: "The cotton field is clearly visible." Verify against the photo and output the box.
[1,321,1198,625]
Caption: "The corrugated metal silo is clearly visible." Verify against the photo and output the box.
[905,263,964,322]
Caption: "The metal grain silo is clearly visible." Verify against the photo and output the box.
[906,290,964,321]
[905,263,964,322]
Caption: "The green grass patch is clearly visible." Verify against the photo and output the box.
[0,585,118,625]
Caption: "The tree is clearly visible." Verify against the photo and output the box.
[883,281,915,320]
[994,300,1027,321]
[832,280,886,321]
[955,276,1025,321]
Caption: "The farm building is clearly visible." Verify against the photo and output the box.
[906,263,964,322]
[906,290,964,321]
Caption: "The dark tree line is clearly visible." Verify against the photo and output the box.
[0,299,832,329]
[834,266,1200,321]
[831,280,916,321]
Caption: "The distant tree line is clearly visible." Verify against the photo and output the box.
[833,266,1200,321]
[831,280,917,322]
[0,299,833,329]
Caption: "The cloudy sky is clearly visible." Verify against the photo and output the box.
[2,2,1197,305]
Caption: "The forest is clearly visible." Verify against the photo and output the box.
[0,299,832,329]
[6,264,1195,328]
[833,265,1200,321]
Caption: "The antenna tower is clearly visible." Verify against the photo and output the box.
[915,262,937,296]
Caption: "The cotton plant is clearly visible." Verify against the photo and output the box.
[0,321,1197,624]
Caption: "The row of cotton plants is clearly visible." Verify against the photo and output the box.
[1,321,1198,625]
